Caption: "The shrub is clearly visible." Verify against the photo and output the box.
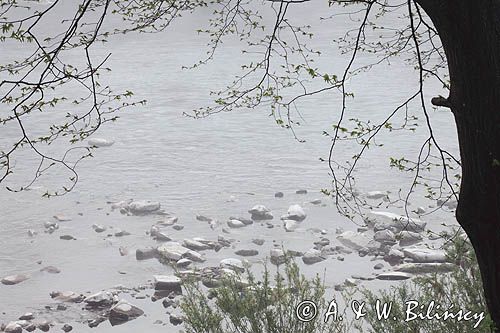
[180,258,350,333]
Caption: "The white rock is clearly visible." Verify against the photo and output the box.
[1,274,29,285]
[337,231,380,251]
[374,229,396,243]
[402,248,447,263]
[88,138,115,147]
[128,200,161,215]
[157,242,190,261]
[365,191,389,200]
[415,206,426,214]
[184,250,205,263]
[248,205,273,220]
[281,204,306,221]
[50,291,83,303]
[154,275,182,292]
[398,231,423,246]
[183,239,211,251]
[395,263,456,274]
[227,219,246,228]
[84,291,115,307]
[110,199,132,210]
[368,211,426,232]
[220,258,245,272]
[302,249,325,265]
[376,272,412,281]
[109,300,144,325]
[270,249,286,265]
[53,214,71,222]
[176,258,192,268]
[4,322,22,333]
[283,219,299,232]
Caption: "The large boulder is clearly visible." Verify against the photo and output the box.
[337,231,380,251]
[220,258,245,273]
[281,204,306,221]
[128,200,161,215]
[270,248,286,265]
[373,229,396,244]
[248,205,273,220]
[84,291,116,308]
[402,248,447,263]
[109,300,144,326]
[183,239,211,251]
[367,211,426,233]
[302,249,325,265]
[154,275,182,294]
[157,242,190,261]
[283,219,299,232]
[395,263,456,274]
[398,231,423,246]
[1,274,29,285]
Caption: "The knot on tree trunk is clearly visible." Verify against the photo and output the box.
[431,95,452,108]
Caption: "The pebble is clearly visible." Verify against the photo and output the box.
[92,224,106,233]
[19,313,34,320]
[227,219,246,228]
[50,291,83,303]
[53,215,71,222]
[235,249,259,257]
[1,274,29,285]
[176,258,192,268]
[40,266,60,274]
[62,324,73,332]
[59,235,76,240]
[252,238,265,246]
[114,230,131,237]
[169,313,183,326]
[196,215,212,222]
[376,271,412,281]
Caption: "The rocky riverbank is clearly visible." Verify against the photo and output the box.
[0,190,459,332]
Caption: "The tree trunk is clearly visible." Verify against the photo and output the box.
[416,1,500,331]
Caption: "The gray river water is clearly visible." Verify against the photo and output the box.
[0,2,460,332]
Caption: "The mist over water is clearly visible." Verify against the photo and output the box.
[0,2,458,331]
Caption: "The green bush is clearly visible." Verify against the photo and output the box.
[360,234,495,332]
[180,234,495,333]
[180,258,350,333]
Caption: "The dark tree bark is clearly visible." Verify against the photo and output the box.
[417,0,500,330]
